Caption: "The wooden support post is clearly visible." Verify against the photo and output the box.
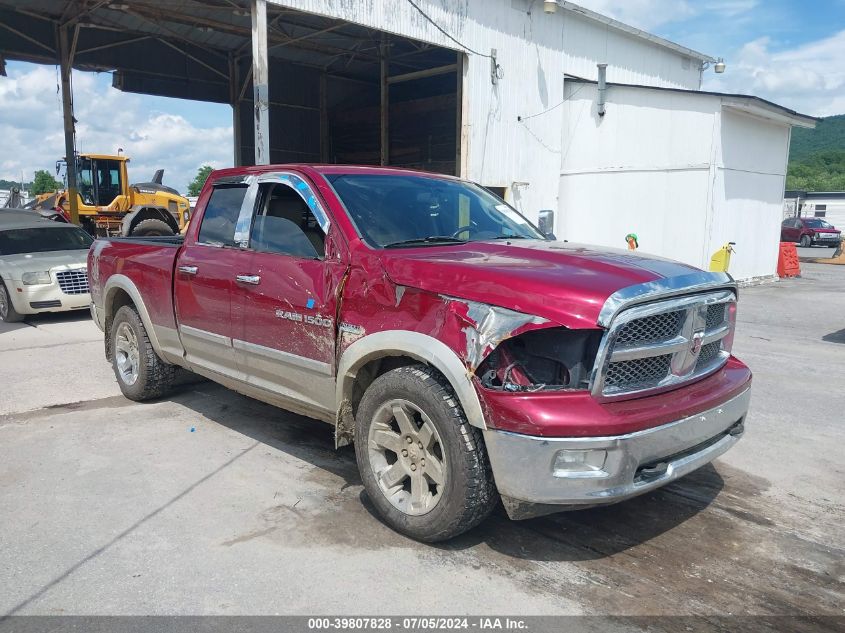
[229,53,242,167]
[250,0,270,165]
[58,24,79,225]
[319,74,329,163]
[380,35,389,166]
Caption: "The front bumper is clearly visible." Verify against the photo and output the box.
[6,281,90,315]
[484,387,750,519]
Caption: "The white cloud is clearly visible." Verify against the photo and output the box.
[0,65,232,192]
[705,30,845,116]
[573,0,757,32]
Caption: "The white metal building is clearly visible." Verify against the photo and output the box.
[560,82,815,281]
[264,0,815,281]
[1,0,816,280]
[784,191,845,229]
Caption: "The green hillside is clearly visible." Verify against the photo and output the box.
[786,114,845,191]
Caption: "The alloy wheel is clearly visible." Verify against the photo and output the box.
[367,398,447,516]
[114,322,140,386]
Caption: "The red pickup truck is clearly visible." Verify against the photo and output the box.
[88,165,752,542]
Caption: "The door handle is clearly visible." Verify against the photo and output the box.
[236,274,261,285]
[178,265,198,275]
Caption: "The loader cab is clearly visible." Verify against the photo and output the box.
[76,156,128,208]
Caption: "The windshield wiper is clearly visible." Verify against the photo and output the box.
[493,234,529,239]
[383,236,468,248]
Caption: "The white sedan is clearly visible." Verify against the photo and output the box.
[0,216,93,322]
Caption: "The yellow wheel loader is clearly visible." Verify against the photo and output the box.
[31,154,191,237]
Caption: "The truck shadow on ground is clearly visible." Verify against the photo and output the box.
[441,465,724,562]
[822,328,845,344]
[164,383,724,562]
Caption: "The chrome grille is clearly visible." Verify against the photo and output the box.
[705,303,726,330]
[615,310,684,344]
[594,290,736,399]
[605,355,673,390]
[696,341,722,369]
[56,269,89,295]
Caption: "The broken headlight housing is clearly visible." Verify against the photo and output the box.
[477,327,603,392]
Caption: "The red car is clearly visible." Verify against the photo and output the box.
[781,216,841,247]
[88,164,751,541]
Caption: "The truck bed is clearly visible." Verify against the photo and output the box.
[89,236,182,331]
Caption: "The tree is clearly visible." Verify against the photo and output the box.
[187,165,214,197]
[31,170,61,195]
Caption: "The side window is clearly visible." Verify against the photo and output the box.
[249,182,326,258]
[198,185,248,246]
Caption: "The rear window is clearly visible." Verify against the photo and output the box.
[0,226,93,256]
[198,186,249,246]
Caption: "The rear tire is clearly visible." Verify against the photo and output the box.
[110,305,176,401]
[354,364,497,542]
[131,218,174,237]
[800,234,811,248]
[0,281,24,323]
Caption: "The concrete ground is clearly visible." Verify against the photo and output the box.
[0,265,843,618]
[797,244,841,260]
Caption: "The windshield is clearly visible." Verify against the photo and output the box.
[326,174,545,248]
[804,219,834,229]
[0,227,94,256]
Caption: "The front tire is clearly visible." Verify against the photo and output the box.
[0,281,24,323]
[110,305,176,401]
[800,234,811,248]
[354,365,497,542]
[131,218,174,237]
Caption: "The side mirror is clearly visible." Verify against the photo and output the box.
[538,209,556,240]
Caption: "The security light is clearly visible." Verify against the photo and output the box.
[714,58,726,73]
[544,0,558,13]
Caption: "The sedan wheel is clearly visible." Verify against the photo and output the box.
[800,234,811,248]
[0,282,24,323]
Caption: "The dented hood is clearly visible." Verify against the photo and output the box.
[379,240,702,328]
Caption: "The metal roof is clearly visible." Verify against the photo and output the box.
[566,77,819,128]
[560,1,717,63]
[0,0,455,89]
[785,191,845,200]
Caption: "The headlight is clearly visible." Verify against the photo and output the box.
[22,271,52,286]
[477,327,603,392]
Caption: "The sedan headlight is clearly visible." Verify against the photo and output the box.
[22,271,52,286]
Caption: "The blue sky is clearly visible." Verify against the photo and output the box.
[579,0,845,115]
[1,1,843,191]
